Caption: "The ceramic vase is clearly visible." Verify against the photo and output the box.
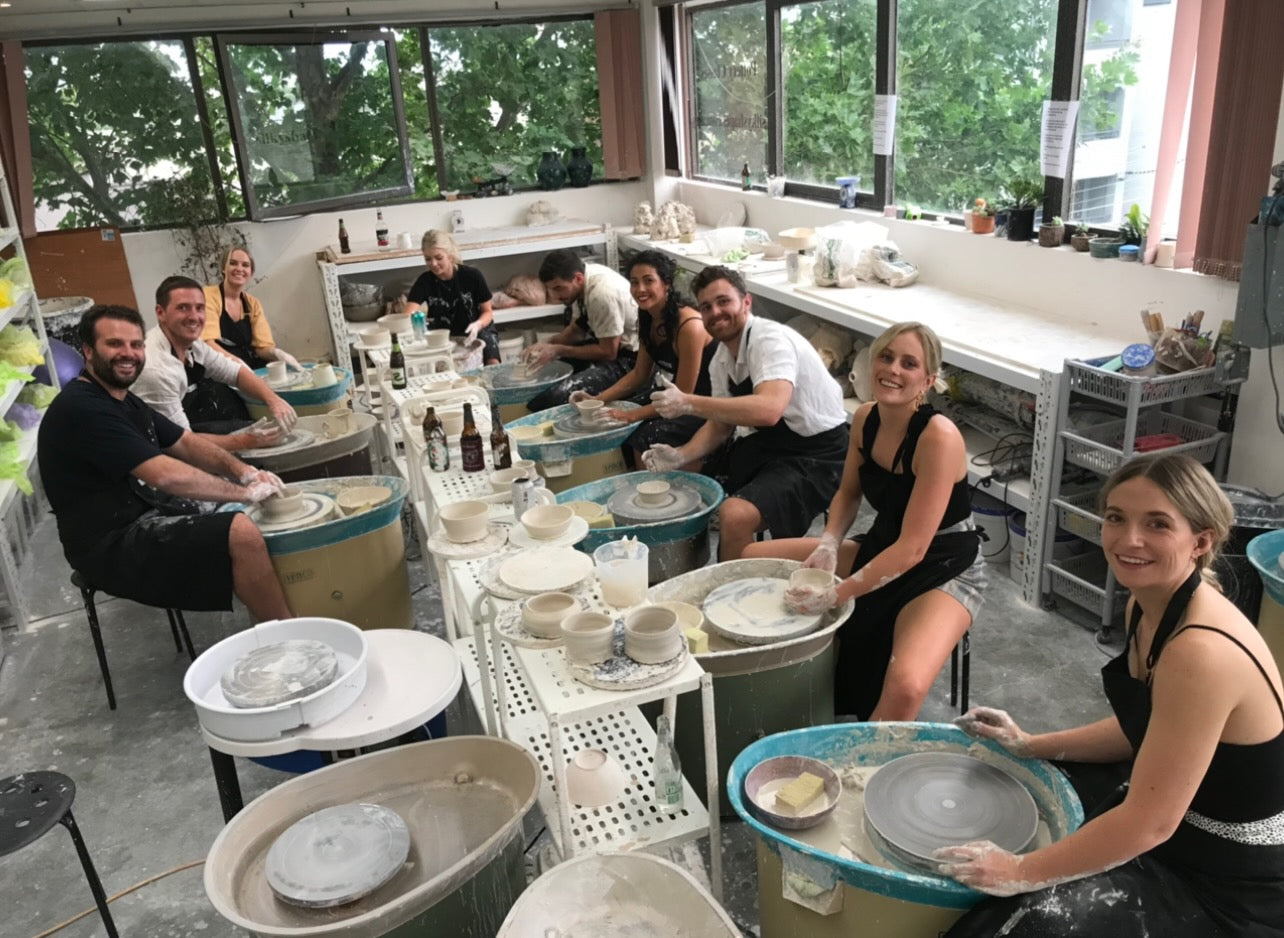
[536,151,566,191]
[566,147,593,187]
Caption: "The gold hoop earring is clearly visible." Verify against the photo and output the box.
[915,390,926,410]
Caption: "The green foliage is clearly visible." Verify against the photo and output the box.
[1002,178,1044,210]
[1079,26,1140,141]
[691,4,768,181]
[972,198,996,218]
[1122,202,1149,240]
[1074,220,1090,235]
[1049,215,1063,227]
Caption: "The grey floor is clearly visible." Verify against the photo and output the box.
[0,508,1113,938]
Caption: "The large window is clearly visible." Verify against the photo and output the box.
[895,0,1058,214]
[690,4,767,183]
[25,40,217,230]
[217,32,413,218]
[780,0,876,189]
[427,20,602,193]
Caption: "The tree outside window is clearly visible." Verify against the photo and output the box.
[690,3,768,184]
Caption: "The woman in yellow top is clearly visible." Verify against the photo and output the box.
[202,246,299,372]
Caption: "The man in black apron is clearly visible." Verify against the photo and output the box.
[525,250,639,412]
[130,276,297,451]
[643,265,849,560]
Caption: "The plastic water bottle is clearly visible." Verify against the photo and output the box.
[654,714,683,813]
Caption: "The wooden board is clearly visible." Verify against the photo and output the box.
[22,227,135,308]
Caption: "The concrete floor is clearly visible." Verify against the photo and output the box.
[0,508,1112,938]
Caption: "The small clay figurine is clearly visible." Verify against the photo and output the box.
[633,201,654,234]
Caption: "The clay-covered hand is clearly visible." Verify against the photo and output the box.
[242,480,285,504]
[568,390,593,404]
[953,707,1034,757]
[935,842,1027,897]
[464,320,483,342]
[650,374,693,418]
[784,580,838,615]
[274,349,302,371]
[523,343,557,369]
[605,407,642,424]
[803,531,840,574]
[240,468,285,491]
[267,396,298,432]
[641,443,683,472]
[246,423,286,447]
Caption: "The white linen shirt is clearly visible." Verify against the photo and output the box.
[709,314,847,438]
[131,326,246,430]
[576,263,639,352]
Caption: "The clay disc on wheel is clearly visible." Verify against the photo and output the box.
[265,803,410,908]
[220,639,340,709]
[864,752,1038,871]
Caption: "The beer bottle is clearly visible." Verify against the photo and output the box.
[423,406,449,471]
[389,334,407,390]
[490,410,512,469]
[338,218,351,254]
[460,403,485,472]
[375,209,389,251]
[740,162,752,191]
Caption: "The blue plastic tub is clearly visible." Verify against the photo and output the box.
[1248,529,1284,606]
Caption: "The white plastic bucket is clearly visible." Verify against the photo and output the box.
[1009,512,1082,583]
[971,490,1012,565]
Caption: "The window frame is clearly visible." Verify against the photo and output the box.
[214,29,415,221]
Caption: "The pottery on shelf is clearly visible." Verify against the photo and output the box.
[564,748,627,807]
[566,147,593,188]
[521,591,580,639]
[536,151,567,191]
[520,504,575,540]
[623,605,681,665]
[438,500,490,543]
[561,611,615,664]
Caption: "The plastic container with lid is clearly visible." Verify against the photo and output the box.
[1119,244,1140,262]
[1120,342,1156,377]
[835,176,861,209]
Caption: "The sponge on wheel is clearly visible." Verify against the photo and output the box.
[774,772,825,815]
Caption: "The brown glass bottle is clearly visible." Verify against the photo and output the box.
[490,410,512,469]
[460,402,485,472]
[423,406,449,471]
[338,218,351,254]
[389,334,407,390]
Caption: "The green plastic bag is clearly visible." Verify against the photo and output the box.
[0,440,32,495]
[17,383,58,409]
[0,324,45,367]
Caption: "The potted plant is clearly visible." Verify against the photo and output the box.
[971,198,996,235]
[1070,222,1093,253]
[1121,203,1149,246]
[1038,215,1065,248]
[1002,178,1043,242]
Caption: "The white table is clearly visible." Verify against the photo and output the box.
[202,630,462,821]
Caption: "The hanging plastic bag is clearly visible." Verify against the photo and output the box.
[812,221,889,287]
[0,441,32,495]
[0,324,46,367]
[17,382,58,409]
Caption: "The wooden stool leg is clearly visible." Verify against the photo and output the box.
[959,633,971,715]
[171,610,197,660]
[165,609,182,651]
[80,587,116,711]
[60,809,120,938]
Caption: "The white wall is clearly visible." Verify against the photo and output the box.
[119,182,648,357]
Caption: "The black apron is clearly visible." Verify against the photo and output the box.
[180,355,249,432]
[214,286,268,371]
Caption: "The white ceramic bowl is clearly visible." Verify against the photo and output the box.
[521,504,575,540]
[566,500,608,523]
[510,426,544,444]
[777,227,816,251]
[426,328,452,350]
[788,568,840,592]
[564,748,627,808]
[490,467,528,493]
[356,325,391,348]
[336,485,391,516]
[521,591,581,639]
[654,600,704,632]
[439,407,465,437]
[635,480,671,506]
[511,458,537,475]
[573,399,605,421]
[561,612,615,664]
[762,242,786,260]
[438,500,489,543]
[377,313,414,335]
[624,606,682,664]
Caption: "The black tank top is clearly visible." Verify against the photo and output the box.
[857,403,972,542]
[638,308,714,397]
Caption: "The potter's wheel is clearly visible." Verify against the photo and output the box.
[266,370,313,391]
[248,493,337,532]
[236,428,317,458]
[863,752,1039,872]
[265,802,410,909]
[220,639,339,709]
[701,577,823,646]
[552,401,641,439]
[490,361,572,389]
[607,483,702,523]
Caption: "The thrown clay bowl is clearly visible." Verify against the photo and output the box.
[425,329,452,350]
[521,504,575,540]
[261,488,305,520]
[377,313,413,335]
[623,605,681,664]
[573,399,605,422]
[653,600,704,632]
[521,591,581,639]
[510,426,544,444]
[438,500,489,543]
[336,485,391,517]
[788,568,840,592]
[490,467,527,493]
[439,407,465,437]
[635,480,671,506]
[561,612,615,665]
[564,748,627,808]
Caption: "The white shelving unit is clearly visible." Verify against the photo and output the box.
[317,220,616,363]
[0,170,59,635]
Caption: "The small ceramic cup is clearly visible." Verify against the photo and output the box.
[574,399,605,423]
[266,360,288,384]
[511,458,537,478]
[397,231,413,250]
[311,363,338,387]
[426,329,452,350]
[439,407,465,437]
[623,605,681,664]
[261,487,304,520]
[322,407,352,439]
[789,568,839,593]
[561,611,615,664]
[521,591,580,640]
[636,480,671,506]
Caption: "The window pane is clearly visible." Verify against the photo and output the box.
[1071,1,1181,235]
[193,36,245,219]
[25,41,215,230]
[428,21,601,193]
[781,0,876,188]
[895,0,1057,214]
[691,3,767,183]
[221,35,412,216]
[393,28,438,200]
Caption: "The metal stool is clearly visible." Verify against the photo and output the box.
[949,632,971,714]
[0,771,119,937]
[71,571,196,710]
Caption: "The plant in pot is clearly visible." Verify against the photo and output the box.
[1038,215,1065,248]
[971,198,996,235]
[1121,202,1149,246]
[1070,222,1093,253]
[1001,178,1043,242]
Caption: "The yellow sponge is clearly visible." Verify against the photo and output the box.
[684,627,709,654]
[774,772,825,815]
[539,422,556,437]
[587,512,616,530]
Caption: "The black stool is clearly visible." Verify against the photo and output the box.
[72,571,196,710]
[949,632,971,714]
[0,772,119,937]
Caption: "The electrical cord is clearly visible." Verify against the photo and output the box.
[28,859,205,938]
